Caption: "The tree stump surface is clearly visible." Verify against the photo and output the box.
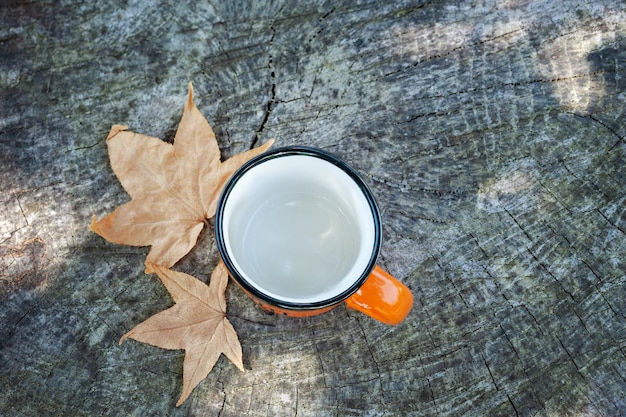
[1,1,625,416]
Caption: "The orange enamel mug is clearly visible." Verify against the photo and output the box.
[215,146,413,325]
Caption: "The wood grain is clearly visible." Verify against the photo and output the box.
[1,1,625,415]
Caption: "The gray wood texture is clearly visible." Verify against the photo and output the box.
[1,1,625,416]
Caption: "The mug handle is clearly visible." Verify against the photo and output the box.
[345,265,413,325]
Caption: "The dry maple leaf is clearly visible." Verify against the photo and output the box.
[90,83,274,272]
[120,261,244,406]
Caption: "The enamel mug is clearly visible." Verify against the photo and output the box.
[215,146,413,325]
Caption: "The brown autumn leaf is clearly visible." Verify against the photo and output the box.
[120,261,244,406]
[90,83,274,272]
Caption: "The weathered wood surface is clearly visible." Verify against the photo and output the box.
[1,1,625,415]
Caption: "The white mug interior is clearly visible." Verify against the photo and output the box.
[221,153,377,304]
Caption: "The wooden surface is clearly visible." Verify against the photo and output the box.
[1,1,625,416]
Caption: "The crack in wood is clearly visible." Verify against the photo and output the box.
[555,334,580,372]
[251,25,277,150]
[311,328,328,389]
[353,315,385,407]
[567,111,626,152]
[526,246,576,302]
[216,372,226,417]
[522,305,544,337]
[597,208,626,235]
[480,351,499,391]
[16,196,29,226]
[366,173,470,196]
[294,385,299,416]
[498,324,524,372]
[503,208,533,243]
[382,26,527,78]
[389,70,615,103]
[506,393,520,417]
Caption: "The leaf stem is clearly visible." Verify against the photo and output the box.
[228,314,276,327]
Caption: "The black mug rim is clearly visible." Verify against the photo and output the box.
[214,146,382,310]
